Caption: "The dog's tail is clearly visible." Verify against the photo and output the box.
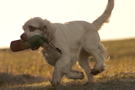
[92,0,114,30]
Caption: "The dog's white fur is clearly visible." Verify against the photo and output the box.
[22,0,114,86]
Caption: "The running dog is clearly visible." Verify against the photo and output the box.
[21,0,114,86]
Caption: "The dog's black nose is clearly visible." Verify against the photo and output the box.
[20,33,27,41]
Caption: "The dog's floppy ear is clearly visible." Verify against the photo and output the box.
[42,19,51,33]
[38,25,47,32]
[42,25,47,34]
[42,19,54,39]
[43,19,51,26]
[42,25,47,30]
[43,19,51,30]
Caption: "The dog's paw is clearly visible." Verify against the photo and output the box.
[90,68,104,75]
[74,71,84,79]
[90,69,100,75]
[51,79,60,87]
[91,65,105,75]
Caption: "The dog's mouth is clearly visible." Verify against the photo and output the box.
[20,33,44,50]
[29,36,41,50]
[29,35,47,50]
[20,32,49,51]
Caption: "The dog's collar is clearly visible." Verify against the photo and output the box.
[43,37,62,54]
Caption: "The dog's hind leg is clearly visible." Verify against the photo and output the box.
[84,45,105,75]
[83,32,105,75]
[90,48,105,75]
[78,49,94,83]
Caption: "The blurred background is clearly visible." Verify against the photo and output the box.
[0,0,135,48]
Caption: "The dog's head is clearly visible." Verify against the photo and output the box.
[21,17,47,41]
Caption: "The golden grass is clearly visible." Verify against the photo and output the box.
[0,38,135,89]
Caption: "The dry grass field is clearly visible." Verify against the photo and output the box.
[0,38,135,90]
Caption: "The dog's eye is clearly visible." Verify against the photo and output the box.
[29,25,37,32]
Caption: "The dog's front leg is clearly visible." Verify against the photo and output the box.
[51,55,70,87]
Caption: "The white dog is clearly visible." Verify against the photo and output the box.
[21,0,114,86]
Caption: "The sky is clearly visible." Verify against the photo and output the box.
[0,0,135,48]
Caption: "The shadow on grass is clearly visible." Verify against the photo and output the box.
[0,72,45,87]
[0,72,135,90]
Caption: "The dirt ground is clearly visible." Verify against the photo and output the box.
[0,73,135,90]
